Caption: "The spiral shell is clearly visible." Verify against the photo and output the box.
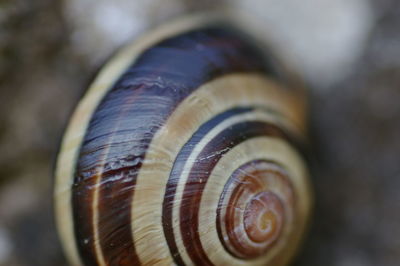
[55,15,312,266]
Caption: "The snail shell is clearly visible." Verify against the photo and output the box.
[55,15,312,266]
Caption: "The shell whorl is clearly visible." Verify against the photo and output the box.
[217,160,294,259]
[55,16,311,266]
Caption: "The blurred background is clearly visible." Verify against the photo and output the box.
[0,0,399,265]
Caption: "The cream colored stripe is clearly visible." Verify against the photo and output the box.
[131,73,304,265]
[198,137,311,265]
[171,111,280,264]
[54,14,222,266]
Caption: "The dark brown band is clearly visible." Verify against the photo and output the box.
[71,25,280,265]
[177,121,291,265]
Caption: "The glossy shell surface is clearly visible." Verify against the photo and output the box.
[55,16,312,266]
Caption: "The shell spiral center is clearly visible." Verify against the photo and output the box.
[244,191,284,244]
[217,160,294,259]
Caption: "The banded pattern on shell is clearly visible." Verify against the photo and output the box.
[55,16,311,266]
